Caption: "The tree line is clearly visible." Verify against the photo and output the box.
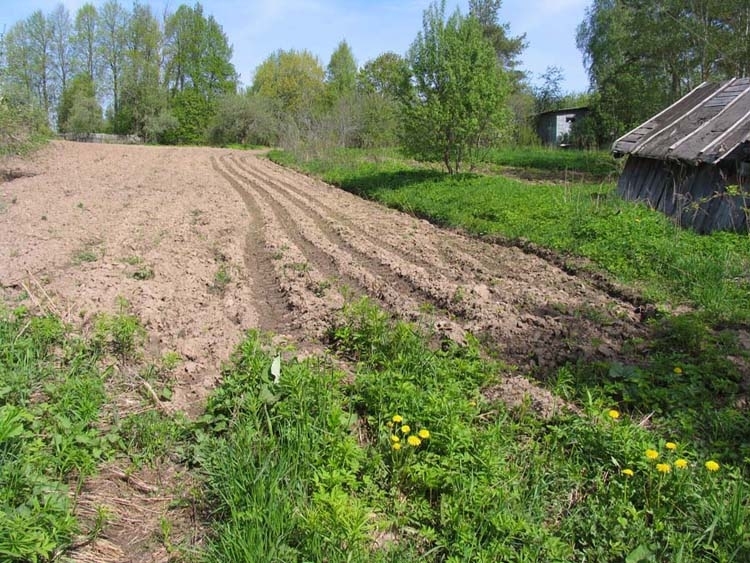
[3,0,748,168]
[1,1,236,143]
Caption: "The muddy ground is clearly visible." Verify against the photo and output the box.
[0,141,647,561]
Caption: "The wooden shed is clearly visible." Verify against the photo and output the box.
[536,106,589,146]
[613,77,750,233]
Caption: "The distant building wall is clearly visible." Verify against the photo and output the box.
[536,107,589,146]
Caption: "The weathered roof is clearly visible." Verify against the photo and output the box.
[612,77,750,164]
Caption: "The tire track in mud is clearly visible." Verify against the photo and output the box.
[223,153,646,370]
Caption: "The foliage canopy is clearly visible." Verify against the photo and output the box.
[403,1,511,174]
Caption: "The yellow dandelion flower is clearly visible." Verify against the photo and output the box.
[386,421,393,428]
[392,415,403,424]
[400,425,411,435]
[407,435,421,447]
[622,468,634,477]
[608,409,620,419]
[675,459,689,469]
[645,449,659,460]
[392,442,401,451]
[673,366,683,375]
[390,435,400,443]
[665,442,678,451]
[656,463,671,474]
[705,460,720,472]
[418,429,431,439]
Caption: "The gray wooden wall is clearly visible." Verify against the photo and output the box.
[617,156,749,233]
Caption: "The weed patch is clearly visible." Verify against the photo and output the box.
[195,299,750,562]
[0,306,110,561]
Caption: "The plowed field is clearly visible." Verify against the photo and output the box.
[1,141,646,412]
[0,141,651,561]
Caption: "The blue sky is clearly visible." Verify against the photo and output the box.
[2,0,591,92]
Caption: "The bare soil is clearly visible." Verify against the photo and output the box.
[0,141,647,561]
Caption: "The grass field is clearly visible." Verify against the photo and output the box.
[4,144,749,562]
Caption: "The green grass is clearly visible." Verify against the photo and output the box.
[195,299,750,562]
[0,306,110,561]
[269,148,750,323]
[270,147,750,466]
[482,146,621,178]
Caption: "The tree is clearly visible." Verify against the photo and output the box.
[73,3,99,82]
[98,0,127,117]
[468,0,526,85]
[115,2,162,136]
[326,40,357,99]
[67,95,103,135]
[356,52,412,148]
[403,1,510,174]
[57,72,98,132]
[49,4,74,95]
[207,92,277,147]
[163,3,236,97]
[25,11,54,116]
[534,65,564,114]
[577,0,750,146]
[163,3,236,143]
[357,52,411,101]
[251,49,326,117]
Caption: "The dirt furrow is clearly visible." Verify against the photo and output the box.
[209,156,290,334]
[212,156,341,336]
[251,156,538,285]
[246,155,479,278]
[217,156,442,331]
[227,155,445,308]
[240,154,643,368]
[227,154,491,324]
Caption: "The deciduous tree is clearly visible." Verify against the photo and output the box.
[73,3,99,82]
[403,1,510,174]
[326,40,357,99]
[251,49,325,117]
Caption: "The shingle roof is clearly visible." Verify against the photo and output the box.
[612,77,750,164]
